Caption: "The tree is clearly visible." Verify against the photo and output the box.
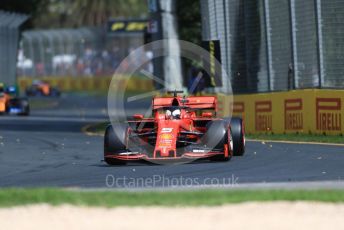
[176,0,201,45]
[66,0,148,27]
[0,0,49,29]
[0,0,148,29]
[176,0,202,87]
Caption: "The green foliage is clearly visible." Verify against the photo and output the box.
[0,0,49,29]
[0,0,148,29]
[87,122,344,144]
[175,0,202,85]
[176,0,201,44]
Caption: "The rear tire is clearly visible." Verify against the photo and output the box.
[231,117,245,156]
[50,88,60,97]
[25,87,37,97]
[8,98,30,116]
[19,106,30,116]
[19,98,30,116]
[104,124,129,165]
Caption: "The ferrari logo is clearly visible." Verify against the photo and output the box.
[160,133,173,139]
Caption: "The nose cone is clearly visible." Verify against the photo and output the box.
[154,121,179,158]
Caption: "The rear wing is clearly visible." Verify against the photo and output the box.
[152,96,217,111]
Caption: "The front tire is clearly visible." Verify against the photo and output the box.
[203,120,231,162]
[104,124,129,165]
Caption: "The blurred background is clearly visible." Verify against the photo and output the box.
[0,0,343,95]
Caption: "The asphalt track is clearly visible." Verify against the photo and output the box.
[0,93,343,188]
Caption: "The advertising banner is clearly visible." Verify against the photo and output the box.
[219,89,344,135]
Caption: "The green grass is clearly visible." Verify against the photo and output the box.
[28,98,59,109]
[85,122,344,144]
[247,133,344,144]
[0,189,344,207]
[67,89,148,97]
[84,122,109,135]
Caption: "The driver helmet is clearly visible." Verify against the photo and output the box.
[172,109,181,119]
[166,110,172,118]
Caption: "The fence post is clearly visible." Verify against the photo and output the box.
[289,0,298,89]
[314,0,324,88]
[222,0,231,94]
[263,0,272,91]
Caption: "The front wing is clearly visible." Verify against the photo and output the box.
[104,146,228,162]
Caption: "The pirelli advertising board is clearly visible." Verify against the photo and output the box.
[219,89,344,135]
[108,19,147,33]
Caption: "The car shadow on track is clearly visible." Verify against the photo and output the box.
[92,158,229,168]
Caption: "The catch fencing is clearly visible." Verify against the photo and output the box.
[18,26,145,78]
[0,11,28,86]
[201,0,344,93]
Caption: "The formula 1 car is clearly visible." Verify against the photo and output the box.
[25,80,60,97]
[104,91,245,165]
[0,84,30,116]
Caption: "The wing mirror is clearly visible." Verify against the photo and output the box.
[202,112,213,118]
[133,114,144,120]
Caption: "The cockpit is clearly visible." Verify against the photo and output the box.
[165,107,181,119]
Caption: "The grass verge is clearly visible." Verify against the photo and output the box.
[82,122,108,136]
[0,189,344,207]
[28,98,59,110]
[247,133,344,144]
[84,121,344,144]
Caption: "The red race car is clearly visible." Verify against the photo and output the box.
[104,91,245,165]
